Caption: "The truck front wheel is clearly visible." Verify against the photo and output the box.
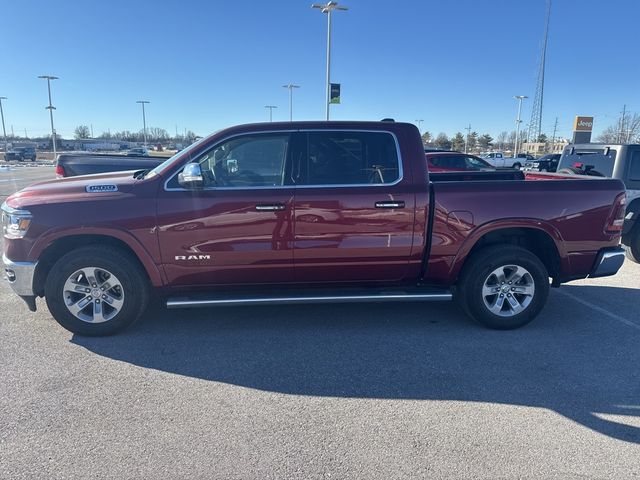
[45,246,150,336]
[457,245,549,330]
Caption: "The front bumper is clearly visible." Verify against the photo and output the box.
[3,253,37,296]
[589,247,626,278]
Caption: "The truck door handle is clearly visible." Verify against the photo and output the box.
[375,201,405,209]
[255,203,286,211]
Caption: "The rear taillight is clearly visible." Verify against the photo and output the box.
[55,164,65,178]
[605,193,626,234]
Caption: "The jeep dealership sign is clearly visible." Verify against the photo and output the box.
[573,116,594,143]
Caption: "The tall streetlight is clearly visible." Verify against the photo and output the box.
[136,100,150,146]
[0,97,7,152]
[38,75,58,157]
[312,1,348,120]
[265,105,278,122]
[282,84,300,121]
[415,119,424,133]
[513,95,528,158]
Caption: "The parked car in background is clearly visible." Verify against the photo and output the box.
[126,147,149,156]
[524,153,561,172]
[55,152,167,178]
[2,121,626,336]
[5,146,37,162]
[517,153,536,161]
[557,143,640,262]
[481,152,524,169]
[426,151,495,172]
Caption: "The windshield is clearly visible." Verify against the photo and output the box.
[144,135,212,179]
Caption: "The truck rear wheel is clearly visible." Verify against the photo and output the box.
[457,245,549,330]
[45,246,149,336]
[624,230,640,263]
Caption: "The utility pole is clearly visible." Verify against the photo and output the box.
[136,100,150,146]
[312,1,348,120]
[90,124,94,138]
[620,104,627,143]
[550,116,558,153]
[24,128,28,138]
[464,124,472,153]
[282,84,300,121]
[0,97,7,152]
[415,119,424,133]
[38,75,58,157]
[265,105,278,122]
[514,95,528,157]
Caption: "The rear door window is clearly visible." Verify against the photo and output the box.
[299,131,400,186]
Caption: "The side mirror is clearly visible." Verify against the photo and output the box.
[178,163,204,189]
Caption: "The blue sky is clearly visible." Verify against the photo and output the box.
[1,0,639,140]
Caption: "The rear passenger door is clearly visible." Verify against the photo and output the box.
[292,130,415,283]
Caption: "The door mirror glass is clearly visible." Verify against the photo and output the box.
[178,163,204,189]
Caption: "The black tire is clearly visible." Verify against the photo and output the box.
[624,230,640,263]
[512,162,522,169]
[457,245,549,330]
[45,246,150,336]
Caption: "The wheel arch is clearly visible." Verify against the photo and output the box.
[32,232,163,297]
[450,222,565,284]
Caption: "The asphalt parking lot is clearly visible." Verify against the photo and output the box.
[1,167,639,479]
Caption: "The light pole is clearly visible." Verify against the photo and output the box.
[282,84,300,122]
[513,95,528,158]
[265,105,278,122]
[0,97,7,152]
[464,124,472,154]
[38,75,58,157]
[136,100,150,146]
[415,119,424,133]
[312,1,348,120]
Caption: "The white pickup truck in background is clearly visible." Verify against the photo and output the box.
[481,152,524,169]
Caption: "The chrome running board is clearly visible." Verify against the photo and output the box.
[166,289,452,309]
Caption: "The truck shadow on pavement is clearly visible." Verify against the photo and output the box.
[72,284,640,444]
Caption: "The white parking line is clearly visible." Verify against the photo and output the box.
[557,289,640,331]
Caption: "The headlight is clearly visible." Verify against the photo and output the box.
[532,162,539,167]
[1,202,32,238]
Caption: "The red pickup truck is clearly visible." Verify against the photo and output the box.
[2,121,627,336]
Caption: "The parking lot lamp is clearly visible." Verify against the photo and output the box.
[136,100,150,146]
[312,1,348,120]
[282,85,300,121]
[514,95,528,158]
[0,97,7,152]
[38,75,58,157]
[265,105,278,122]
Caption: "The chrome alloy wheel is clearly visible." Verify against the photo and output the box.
[62,267,124,323]
[482,265,535,317]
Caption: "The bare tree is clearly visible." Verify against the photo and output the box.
[597,111,640,143]
[74,125,91,139]
[507,131,517,151]
[421,131,432,145]
[496,131,508,150]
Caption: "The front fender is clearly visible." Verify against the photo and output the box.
[29,227,164,287]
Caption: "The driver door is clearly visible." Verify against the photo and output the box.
[156,132,296,287]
